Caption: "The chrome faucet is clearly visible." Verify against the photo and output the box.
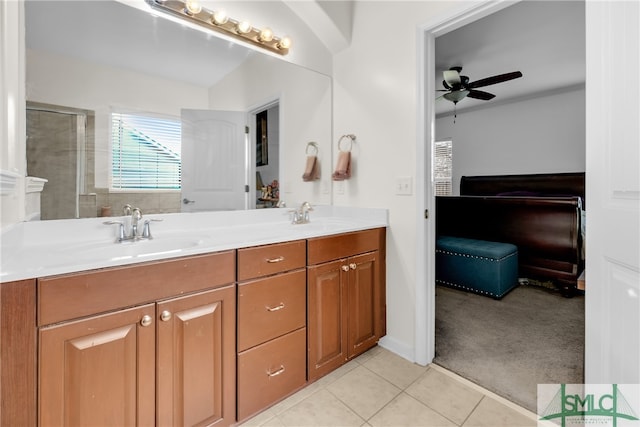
[131,208,142,238]
[104,206,162,242]
[290,201,313,224]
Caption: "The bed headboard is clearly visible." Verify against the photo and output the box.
[459,172,585,207]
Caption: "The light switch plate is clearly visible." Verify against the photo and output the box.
[396,176,413,195]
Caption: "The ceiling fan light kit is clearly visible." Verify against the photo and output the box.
[438,66,523,104]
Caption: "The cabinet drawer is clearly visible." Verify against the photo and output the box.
[38,251,235,326]
[237,328,306,421]
[238,269,306,351]
[237,240,306,281]
[307,228,383,265]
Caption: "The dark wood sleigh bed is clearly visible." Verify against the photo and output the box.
[436,172,585,296]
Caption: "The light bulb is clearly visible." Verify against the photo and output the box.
[278,36,292,50]
[184,0,202,15]
[259,27,274,42]
[236,21,252,34]
[211,9,228,25]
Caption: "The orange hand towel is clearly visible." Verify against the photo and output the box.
[332,151,351,181]
[302,155,319,181]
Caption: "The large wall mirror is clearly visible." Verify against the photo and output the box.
[25,0,332,220]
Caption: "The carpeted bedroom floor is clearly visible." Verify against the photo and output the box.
[434,284,584,413]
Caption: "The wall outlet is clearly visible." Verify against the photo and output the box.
[396,176,413,195]
[321,181,330,194]
[336,181,345,195]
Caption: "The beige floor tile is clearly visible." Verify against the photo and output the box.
[362,348,428,389]
[327,365,402,420]
[315,358,360,388]
[368,392,458,427]
[268,381,324,415]
[406,368,484,425]
[256,415,286,427]
[462,396,536,427]
[274,388,365,427]
[239,406,280,426]
[352,345,384,365]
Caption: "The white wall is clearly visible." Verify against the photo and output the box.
[436,86,586,194]
[332,1,468,360]
[26,49,210,188]
[208,54,332,207]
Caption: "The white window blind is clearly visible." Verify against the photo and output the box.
[111,112,181,190]
[434,139,453,196]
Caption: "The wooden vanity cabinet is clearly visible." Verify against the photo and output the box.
[236,240,307,421]
[307,228,386,381]
[37,251,236,427]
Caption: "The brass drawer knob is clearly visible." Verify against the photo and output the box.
[160,310,172,322]
[350,263,357,270]
[341,265,349,272]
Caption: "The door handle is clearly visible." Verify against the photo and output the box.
[182,198,196,204]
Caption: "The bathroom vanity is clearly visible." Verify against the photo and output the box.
[0,206,387,426]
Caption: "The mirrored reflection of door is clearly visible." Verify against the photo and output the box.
[181,109,248,212]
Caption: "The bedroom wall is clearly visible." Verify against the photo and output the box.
[436,85,586,195]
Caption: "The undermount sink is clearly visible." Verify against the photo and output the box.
[65,236,206,262]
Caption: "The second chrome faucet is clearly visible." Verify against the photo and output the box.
[104,205,161,242]
[290,201,313,224]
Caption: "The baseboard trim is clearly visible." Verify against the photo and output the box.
[378,336,418,364]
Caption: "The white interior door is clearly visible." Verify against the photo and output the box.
[181,109,248,212]
[584,1,640,384]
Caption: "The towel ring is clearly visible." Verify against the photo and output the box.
[338,134,356,152]
[306,141,319,155]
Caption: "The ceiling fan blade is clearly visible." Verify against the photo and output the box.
[443,69,461,87]
[468,71,523,89]
[467,90,495,101]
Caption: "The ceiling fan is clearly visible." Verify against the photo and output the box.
[437,66,523,105]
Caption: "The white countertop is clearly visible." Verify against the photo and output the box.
[0,205,388,282]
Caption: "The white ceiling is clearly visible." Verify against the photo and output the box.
[435,0,585,116]
[25,0,257,87]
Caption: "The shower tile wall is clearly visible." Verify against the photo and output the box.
[26,109,79,220]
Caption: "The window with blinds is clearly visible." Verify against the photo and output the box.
[111,112,181,190]
[434,139,453,196]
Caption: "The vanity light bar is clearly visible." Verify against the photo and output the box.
[147,0,291,55]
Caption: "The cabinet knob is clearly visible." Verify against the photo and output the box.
[350,263,357,270]
[341,265,349,272]
[160,310,172,322]
[140,315,153,327]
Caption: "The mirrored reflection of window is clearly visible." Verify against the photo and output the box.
[111,112,181,190]
[435,139,452,196]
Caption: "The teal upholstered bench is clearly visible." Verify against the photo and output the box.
[436,236,519,299]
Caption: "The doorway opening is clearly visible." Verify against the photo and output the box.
[251,101,280,209]
[418,0,586,412]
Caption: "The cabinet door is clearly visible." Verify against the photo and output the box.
[307,259,349,381]
[39,304,156,427]
[347,251,381,359]
[156,285,236,427]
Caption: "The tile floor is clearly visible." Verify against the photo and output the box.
[240,346,538,427]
